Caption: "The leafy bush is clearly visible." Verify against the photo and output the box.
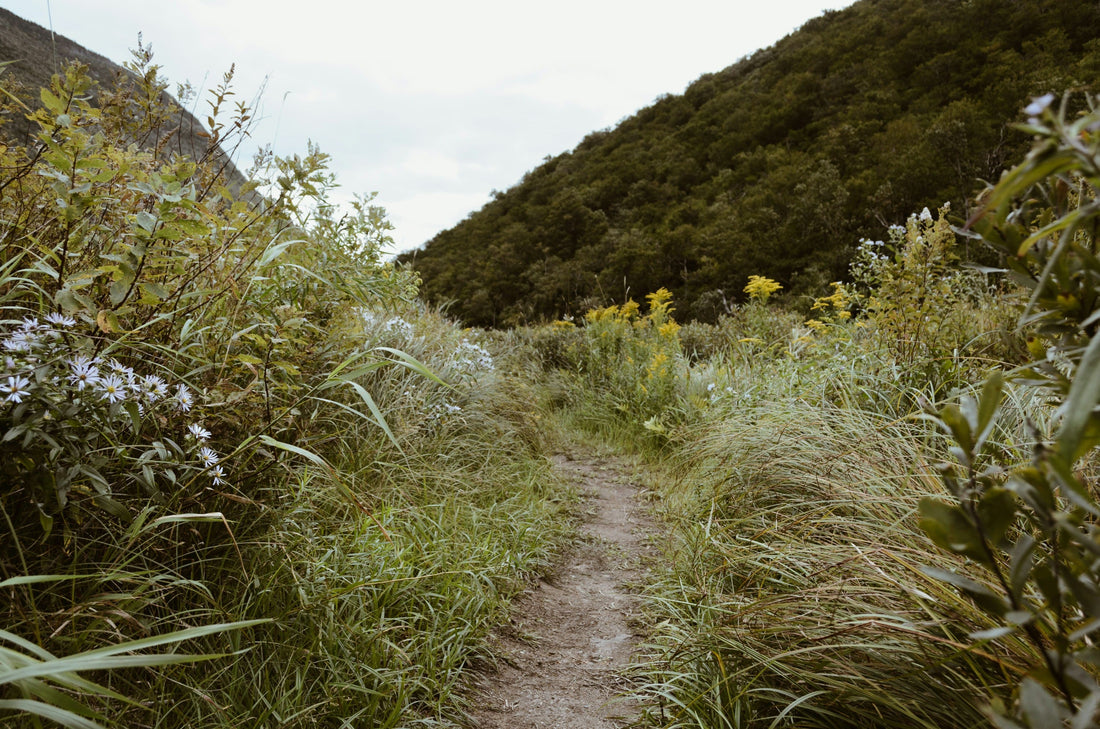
[919,93,1100,727]
[1,55,565,729]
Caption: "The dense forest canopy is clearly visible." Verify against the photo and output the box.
[400,0,1100,326]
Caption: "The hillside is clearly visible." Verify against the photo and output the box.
[400,0,1100,326]
[0,7,245,187]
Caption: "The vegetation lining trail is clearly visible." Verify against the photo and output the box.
[469,445,657,728]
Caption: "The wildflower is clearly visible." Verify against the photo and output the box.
[919,207,933,222]
[1024,93,1055,121]
[187,423,212,441]
[210,464,226,486]
[174,384,194,412]
[98,374,127,404]
[743,275,782,303]
[68,357,102,391]
[0,374,31,404]
[141,374,169,402]
[44,312,76,328]
[198,447,219,468]
[107,359,135,379]
[2,330,34,352]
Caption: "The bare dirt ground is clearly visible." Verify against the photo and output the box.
[467,447,657,729]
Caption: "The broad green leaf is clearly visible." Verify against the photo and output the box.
[975,372,1004,451]
[1057,330,1100,463]
[1018,678,1065,729]
[939,403,973,458]
[135,211,157,233]
[977,487,1017,547]
[920,565,1008,616]
[919,497,987,563]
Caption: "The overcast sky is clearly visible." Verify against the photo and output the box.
[2,0,851,254]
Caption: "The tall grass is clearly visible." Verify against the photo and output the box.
[631,387,1038,728]
[0,57,575,728]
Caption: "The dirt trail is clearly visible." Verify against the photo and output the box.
[468,447,657,728]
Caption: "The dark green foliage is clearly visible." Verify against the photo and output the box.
[920,95,1100,726]
[401,0,1100,327]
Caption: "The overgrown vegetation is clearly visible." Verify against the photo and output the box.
[0,55,570,728]
[512,92,1100,727]
[8,5,1100,729]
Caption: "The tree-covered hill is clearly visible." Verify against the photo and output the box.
[400,0,1100,326]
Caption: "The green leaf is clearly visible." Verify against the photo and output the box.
[919,497,987,563]
[939,403,973,460]
[920,565,1008,616]
[124,402,142,436]
[975,372,1004,451]
[1058,331,1100,463]
[977,487,1017,547]
[0,699,104,729]
[374,347,448,386]
[1018,678,1065,729]
[1009,535,1037,601]
[256,435,332,472]
[92,495,131,522]
[149,512,227,528]
[341,381,399,450]
[135,211,157,233]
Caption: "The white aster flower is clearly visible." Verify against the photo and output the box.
[3,330,34,352]
[141,374,169,402]
[210,464,226,486]
[187,423,212,441]
[68,356,102,391]
[198,446,219,468]
[174,384,194,412]
[44,312,76,328]
[0,374,31,404]
[98,373,127,404]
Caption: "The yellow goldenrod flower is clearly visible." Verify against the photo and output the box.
[744,275,782,303]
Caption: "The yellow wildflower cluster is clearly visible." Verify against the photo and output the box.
[658,321,681,338]
[743,275,783,303]
[577,288,685,423]
[645,288,675,315]
[804,282,854,335]
[811,282,852,319]
[585,304,619,324]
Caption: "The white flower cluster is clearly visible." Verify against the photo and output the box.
[450,340,494,374]
[427,400,463,422]
[856,238,887,262]
[705,381,737,404]
[1,314,227,488]
[360,309,416,340]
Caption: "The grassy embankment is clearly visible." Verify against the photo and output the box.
[514,173,1088,726]
[0,59,576,728]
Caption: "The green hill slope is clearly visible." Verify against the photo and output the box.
[0,7,247,188]
[400,0,1100,326]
